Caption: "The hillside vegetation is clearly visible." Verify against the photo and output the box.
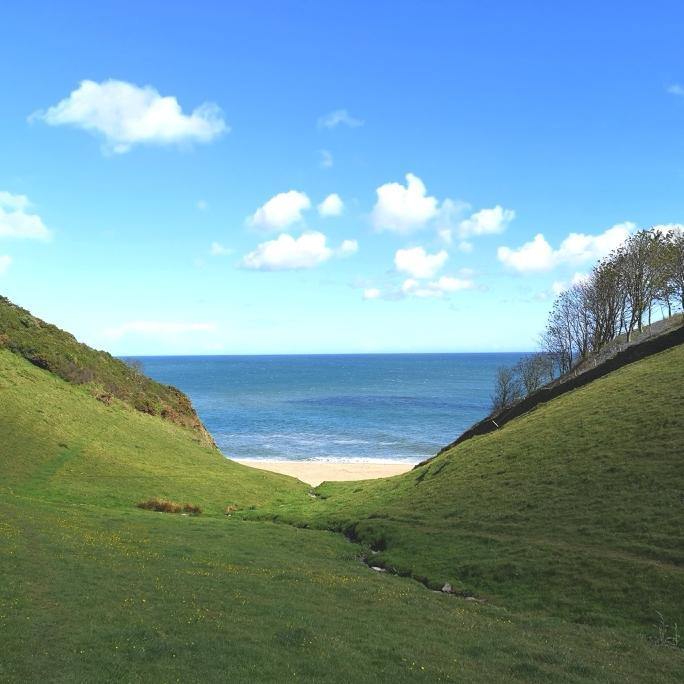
[1,299,683,681]
[0,296,213,446]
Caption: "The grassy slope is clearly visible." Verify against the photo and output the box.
[0,349,304,512]
[0,296,213,445]
[1,343,683,680]
[252,345,684,630]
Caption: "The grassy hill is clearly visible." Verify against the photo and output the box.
[1,301,683,681]
[250,344,684,630]
[0,296,214,446]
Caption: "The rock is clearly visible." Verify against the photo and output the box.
[441,583,453,594]
[371,566,386,572]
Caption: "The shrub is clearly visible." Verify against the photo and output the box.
[137,498,182,513]
[136,498,202,515]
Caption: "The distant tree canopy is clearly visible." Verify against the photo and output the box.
[491,226,684,412]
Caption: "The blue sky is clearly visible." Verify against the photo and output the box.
[1,1,683,354]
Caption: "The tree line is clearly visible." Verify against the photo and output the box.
[491,226,684,412]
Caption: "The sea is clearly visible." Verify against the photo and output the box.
[131,353,524,464]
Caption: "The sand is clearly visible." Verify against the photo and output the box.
[235,460,414,487]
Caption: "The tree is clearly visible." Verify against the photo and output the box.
[490,365,522,413]
[664,229,684,313]
[515,353,555,395]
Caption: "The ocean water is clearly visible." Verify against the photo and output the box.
[132,354,524,464]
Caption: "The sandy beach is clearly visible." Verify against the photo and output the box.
[236,460,414,487]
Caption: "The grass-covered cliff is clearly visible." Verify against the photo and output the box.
[1,298,682,682]
[0,296,214,446]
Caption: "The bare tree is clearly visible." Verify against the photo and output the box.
[490,366,522,413]
[515,354,549,395]
[664,229,684,313]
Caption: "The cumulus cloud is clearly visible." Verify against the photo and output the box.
[372,173,439,233]
[318,193,344,217]
[497,222,635,272]
[32,79,227,154]
[210,241,233,256]
[319,149,334,168]
[318,109,363,129]
[104,321,217,339]
[0,191,51,240]
[242,232,332,270]
[338,239,358,256]
[248,190,311,231]
[0,255,11,274]
[394,246,448,279]
[459,205,515,237]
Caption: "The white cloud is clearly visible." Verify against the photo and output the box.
[667,84,684,96]
[248,190,311,231]
[210,241,233,256]
[394,246,448,279]
[435,198,471,244]
[363,287,381,300]
[653,223,684,236]
[401,278,440,298]
[0,191,51,240]
[459,205,515,237]
[319,149,333,168]
[431,275,474,292]
[363,269,474,302]
[401,275,474,299]
[338,239,358,256]
[0,255,11,274]
[372,173,439,233]
[318,193,344,217]
[551,272,590,296]
[318,109,363,129]
[0,191,30,211]
[497,222,635,273]
[104,320,217,339]
[197,199,209,211]
[33,79,227,154]
[498,233,555,272]
[242,231,333,270]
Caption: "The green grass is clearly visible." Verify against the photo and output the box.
[0,348,306,512]
[250,345,684,629]
[0,296,213,444]
[1,329,683,680]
